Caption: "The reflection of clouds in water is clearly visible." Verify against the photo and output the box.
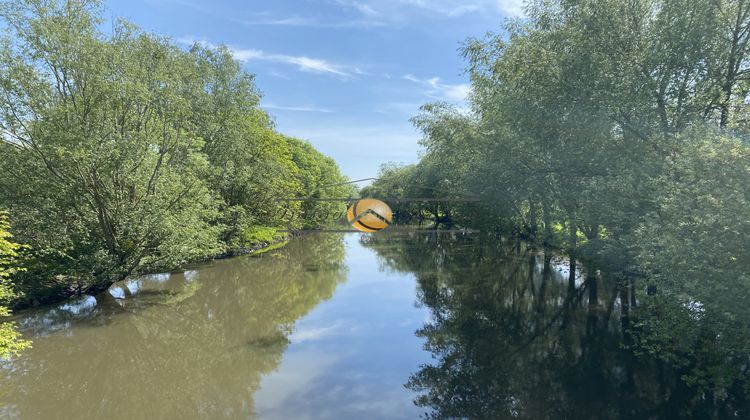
[108,279,141,299]
[108,270,198,301]
[550,256,585,286]
[16,295,98,335]
[289,322,345,343]
[19,269,198,336]
[0,404,20,418]
[3,233,433,418]
[256,346,416,420]
[108,272,171,298]
[58,295,98,315]
[254,235,431,419]
[141,273,170,283]
[254,350,339,419]
[108,287,125,300]
[126,280,140,295]
[184,270,198,282]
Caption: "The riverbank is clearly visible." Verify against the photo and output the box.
[12,234,291,311]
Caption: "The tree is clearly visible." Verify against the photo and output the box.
[0,0,350,305]
[390,0,750,406]
[285,136,352,229]
[0,0,223,297]
[0,212,31,358]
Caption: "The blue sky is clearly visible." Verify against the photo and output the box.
[105,0,524,180]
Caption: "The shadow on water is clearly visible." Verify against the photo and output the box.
[362,233,750,420]
[0,234,347,419]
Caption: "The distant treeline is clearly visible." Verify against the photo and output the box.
[366,0,750,398]
[0,0,352,315]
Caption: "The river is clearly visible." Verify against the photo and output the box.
[0,233,745,419]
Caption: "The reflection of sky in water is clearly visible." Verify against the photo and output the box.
[184,270,198,282]
[16,295,98,335]
[549,256,585,286]
[3,231,691,418]
[19,269,199,333]
[255,234,431,420]
[126,280,140,295]
[108,270,198,300]
[58,295,97,315]
[108,287,125,300]
[141,273,170,283]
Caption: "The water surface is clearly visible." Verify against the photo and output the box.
[1,234,432,419]
[2,233,744,419]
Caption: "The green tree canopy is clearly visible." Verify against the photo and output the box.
[0,0,349,306]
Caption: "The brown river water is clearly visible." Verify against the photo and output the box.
[1,233,740,419]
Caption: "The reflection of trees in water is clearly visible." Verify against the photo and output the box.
[1,234,347,419]
[363,235,748,419]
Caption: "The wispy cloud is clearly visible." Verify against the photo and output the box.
[333,0,381,16]
[177,37,355,76]
[403,74,471,102]
[264,104,335,113]
[289,323,343,343]
[163,0,524,34]
[335,0,526,19]
[233,0,524,31]
[258,52,350,75]
[498,0,526,17]
[235,15,386,28]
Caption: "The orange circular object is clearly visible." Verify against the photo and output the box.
[346,198,393,232]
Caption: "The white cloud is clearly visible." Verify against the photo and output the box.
[241,16,320,26]
[289,323,343,342]
[228,47,265,62]
[497,0,526,17]
[284,55,348,75]
[235,15,387,28]
[403,74,471,102]
[335,0,526,19]
[334,0,381,16]
[176,37,355,76]
[396,0,483,16]
[230,47,351,76]
[254,349,340,417]
[264,104,335,113]
[167,0,524,34]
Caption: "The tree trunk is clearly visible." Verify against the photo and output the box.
[567,208,577,251]
[542,201,553,245]
[536,253,551,313]
[568,251,577,293]
[528,200,538,240]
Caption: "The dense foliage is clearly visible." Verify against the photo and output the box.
[0,0,350,307]
[0,212,30,358]
[366,0,750,411]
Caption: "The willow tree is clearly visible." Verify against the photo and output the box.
[389,0,750,407]
[0,0,349,305]
[0,0,224,298]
